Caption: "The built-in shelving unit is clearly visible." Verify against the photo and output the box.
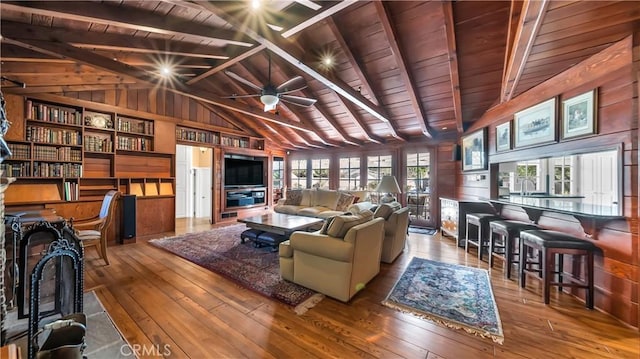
[3,98,174,206]
[175,125,264,151]
[224,187,267,209]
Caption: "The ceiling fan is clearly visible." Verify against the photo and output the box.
[224,56,317,112]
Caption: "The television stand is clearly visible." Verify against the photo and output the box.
[225,187,266,209]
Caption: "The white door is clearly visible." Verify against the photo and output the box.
[175,145,192,218]
[194,167,212,218]
[579,150,618,208]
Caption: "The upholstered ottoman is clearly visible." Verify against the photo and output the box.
[240,228,263,243]
[255,232,287,251]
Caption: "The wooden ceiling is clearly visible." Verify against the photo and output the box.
[1,1,638,150]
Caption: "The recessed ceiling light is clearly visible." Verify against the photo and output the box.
[323,56,333,66]
[160,66,172,76]
[442,126,448,130]
[251,0,261,10]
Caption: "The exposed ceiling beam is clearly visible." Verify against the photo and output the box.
[0,21,229,60]
[501,0,549,102]
[325,17,379,107]
[1,1,254,47]
[187,45,266,85]
[374,1,433,139]
[187,1,396,129]
[293,0,321,11]
[267,55,361,146]
[281,1,357,38]
[333,94,383,144]
[470,35,632,133]
[3,37,316,133]
[441,1,464,134]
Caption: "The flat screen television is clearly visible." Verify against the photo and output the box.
[224,157,265,187]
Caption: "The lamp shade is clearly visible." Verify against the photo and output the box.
[375,175,401,194]
[260,94,279,107]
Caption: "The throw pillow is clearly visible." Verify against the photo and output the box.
[326,210,374,238]
[335,192,355,211]
[284,189,302,205]
[319,216,336,235]
[374,204,395,220]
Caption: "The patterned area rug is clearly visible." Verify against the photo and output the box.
[382,257,504,344]
[149,224,322,313]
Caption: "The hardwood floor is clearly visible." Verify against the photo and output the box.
[84,218,640,358]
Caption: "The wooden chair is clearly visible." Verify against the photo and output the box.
[71,190,121,265]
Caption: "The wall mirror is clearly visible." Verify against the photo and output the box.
[497,147,621,215]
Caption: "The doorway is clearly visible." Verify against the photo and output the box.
[175,144,213,221]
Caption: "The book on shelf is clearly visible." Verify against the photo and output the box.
[64,181,79,201]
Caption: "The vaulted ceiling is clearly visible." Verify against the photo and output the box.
[1,1,638,150]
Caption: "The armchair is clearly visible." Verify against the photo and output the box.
[279,215,384,302]
[71,190,121,265]
[378,206,410,263]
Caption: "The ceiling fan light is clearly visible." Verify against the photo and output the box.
[260,94,279,107]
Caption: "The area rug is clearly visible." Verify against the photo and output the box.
[149,224,323,314]
[408,226,437,235]
[382,257,504,344]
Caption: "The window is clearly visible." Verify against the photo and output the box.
[405,152,430,193]
[311,158,330,189]
[514,160,541,193]
[273,157,284,189]
[366,155,392,191]
[551,156,574,195]
[290,159,307,189]
[338,157,360,190]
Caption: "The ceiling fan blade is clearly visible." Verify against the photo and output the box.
[222,94,261,99]
[224,70,263,91]
[276,76,305,93]
[278,85,307,95]
[280,95,317,107]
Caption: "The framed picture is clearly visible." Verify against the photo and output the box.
[562,90,597,139]
[461,128,487,172]
[514,98,556,148]
[495,121,511,152]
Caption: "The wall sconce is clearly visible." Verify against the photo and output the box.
[199,147,207,153]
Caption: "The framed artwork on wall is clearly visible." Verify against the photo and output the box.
[461,128,487,172]
[495,121,511,152]
[562,89,597,139]
[514,98,556,148]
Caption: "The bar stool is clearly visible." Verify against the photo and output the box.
[465,213,502,261]
[488,220,538,279]
[519,229,598,309]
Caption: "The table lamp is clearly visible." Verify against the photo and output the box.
[376,175,401,204]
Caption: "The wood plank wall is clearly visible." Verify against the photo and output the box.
[60,88,238,131]
[455,36,639,327]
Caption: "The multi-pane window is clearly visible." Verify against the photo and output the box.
[515,160,541,193]
[552,156,574,195]
[290,159,307,189]
[311,158,330,189]
[405,152,430,193]
[338,157,360,190]
[273,157,284,189]
[366,155,392,191]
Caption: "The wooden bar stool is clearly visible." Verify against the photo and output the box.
[465,213,502,261]
[488,220,538,279]
[519,229,598,309]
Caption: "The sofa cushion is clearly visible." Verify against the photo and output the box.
[284,189,302,205]
[314,189,340,209]
[335,192,355,211]
[326,210,374,238]
[275,204,301,215]
[300,189,314,206]
[298,206,329,217]
[315,210,347,219]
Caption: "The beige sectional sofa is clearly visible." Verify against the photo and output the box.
[274,189,374,219]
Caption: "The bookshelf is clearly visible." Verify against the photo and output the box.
[176,125,264,151]
[3,98,174,206]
